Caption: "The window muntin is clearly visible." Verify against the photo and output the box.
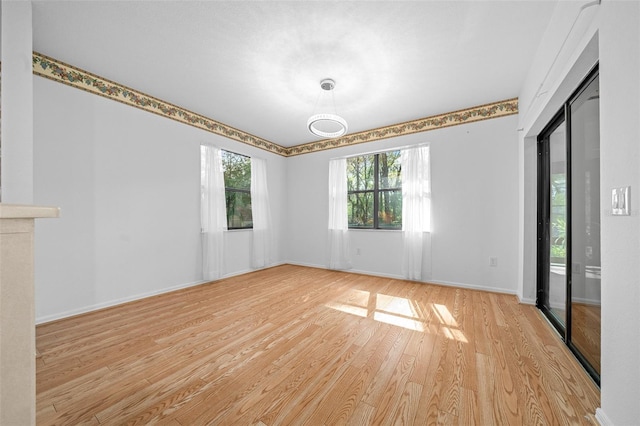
[347,151,402,229]
[222,150,252,229]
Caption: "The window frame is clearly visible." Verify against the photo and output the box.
[347,151,402,230]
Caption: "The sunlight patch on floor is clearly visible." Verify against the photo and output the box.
[325,289,468,342]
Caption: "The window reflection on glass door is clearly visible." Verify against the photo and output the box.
[569,74,601,376]
[548,123,567,325]
[538,116,567,330]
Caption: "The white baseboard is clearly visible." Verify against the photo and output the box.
[36,278,208,325]
[572,297,602,306]
[425,278,516,296]
[350,268,405,280]
[518,296,536,305]
[285,260,327,270]
[36,262,288,325]
[286,261,517,295]
[595,408,612,426]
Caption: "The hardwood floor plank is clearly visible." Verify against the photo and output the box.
[370,353,416,425]
[411,329,450,425]
[173,323,332,424]
[202,317,370,424]
[303,364,364,425]
[321,326,401,425]
[36,265,600,425]
[94,376,204,424]
[459,387,480,425]
[255,328,377,424]
[322,366,373,425]
[406,327,437,384]
[499,313,559,425]
[347,401,376,425]
[471,291,497,355]
[388,380,422,426]
[362,329,412,406]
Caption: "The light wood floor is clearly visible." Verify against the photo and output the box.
[36,265,600,425]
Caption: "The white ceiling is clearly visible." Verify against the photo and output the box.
[32,1,557,147]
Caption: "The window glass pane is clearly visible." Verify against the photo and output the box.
[221,150,252,229]
[348,192,374,227]
[378,151,402,189]
[222,151,251,190]
[347,155,375,191]
[378,190,402,229]
[226,190,253,228]
[346,151,404,229]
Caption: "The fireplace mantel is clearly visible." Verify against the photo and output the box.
[0,204,59,425]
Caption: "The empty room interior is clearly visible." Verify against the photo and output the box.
[1,0,639,424]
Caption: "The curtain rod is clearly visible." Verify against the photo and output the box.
[332,141,430,160]
[200,142,267,161]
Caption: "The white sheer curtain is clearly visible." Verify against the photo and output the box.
[401,145,431,280]
[328,158,351,270]
[251,157,273,268]
[201,145,227,281]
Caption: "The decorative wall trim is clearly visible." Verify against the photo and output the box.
[285,98,519,156]
[32,52,288,156]
[32,52,518,157]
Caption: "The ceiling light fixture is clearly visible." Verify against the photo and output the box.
[307,79,348,138]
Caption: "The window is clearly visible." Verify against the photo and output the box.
[347,151,402,229]
[222,150,252,229]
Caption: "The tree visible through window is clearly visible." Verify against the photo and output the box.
[347,151,402,229]
[550,170,566,261]
[222,150,252,229]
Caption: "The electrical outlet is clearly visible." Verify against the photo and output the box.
[489,257,498,267]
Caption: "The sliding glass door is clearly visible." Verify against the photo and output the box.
[537,66,600,384]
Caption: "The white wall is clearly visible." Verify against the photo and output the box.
[0,1,33,203]
[599,1,640,423]
[33,77,286,323]
[519,0,640,423]
[286,115,520,294]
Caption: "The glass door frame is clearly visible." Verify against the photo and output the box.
[537,109,568,333]
[536,64,600,386]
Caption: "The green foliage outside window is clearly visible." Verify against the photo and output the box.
[222,151,252,229]
[550,173,566,261]
[347,151,402,229]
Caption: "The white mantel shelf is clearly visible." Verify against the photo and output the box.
[0,203,60,219]
[0,203,59,425]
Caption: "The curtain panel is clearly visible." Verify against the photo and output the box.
[401,145,431,280]
[250,157,273,268]
[201,145,227,281]
[327,158,351,270]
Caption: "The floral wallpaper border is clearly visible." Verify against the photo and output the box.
[286,98,518,156]
[32,52,287,156]
[32,52,518,157]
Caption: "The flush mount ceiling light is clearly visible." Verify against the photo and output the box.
[307,79,348,139]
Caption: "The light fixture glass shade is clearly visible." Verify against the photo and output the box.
[307,113,348,138]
